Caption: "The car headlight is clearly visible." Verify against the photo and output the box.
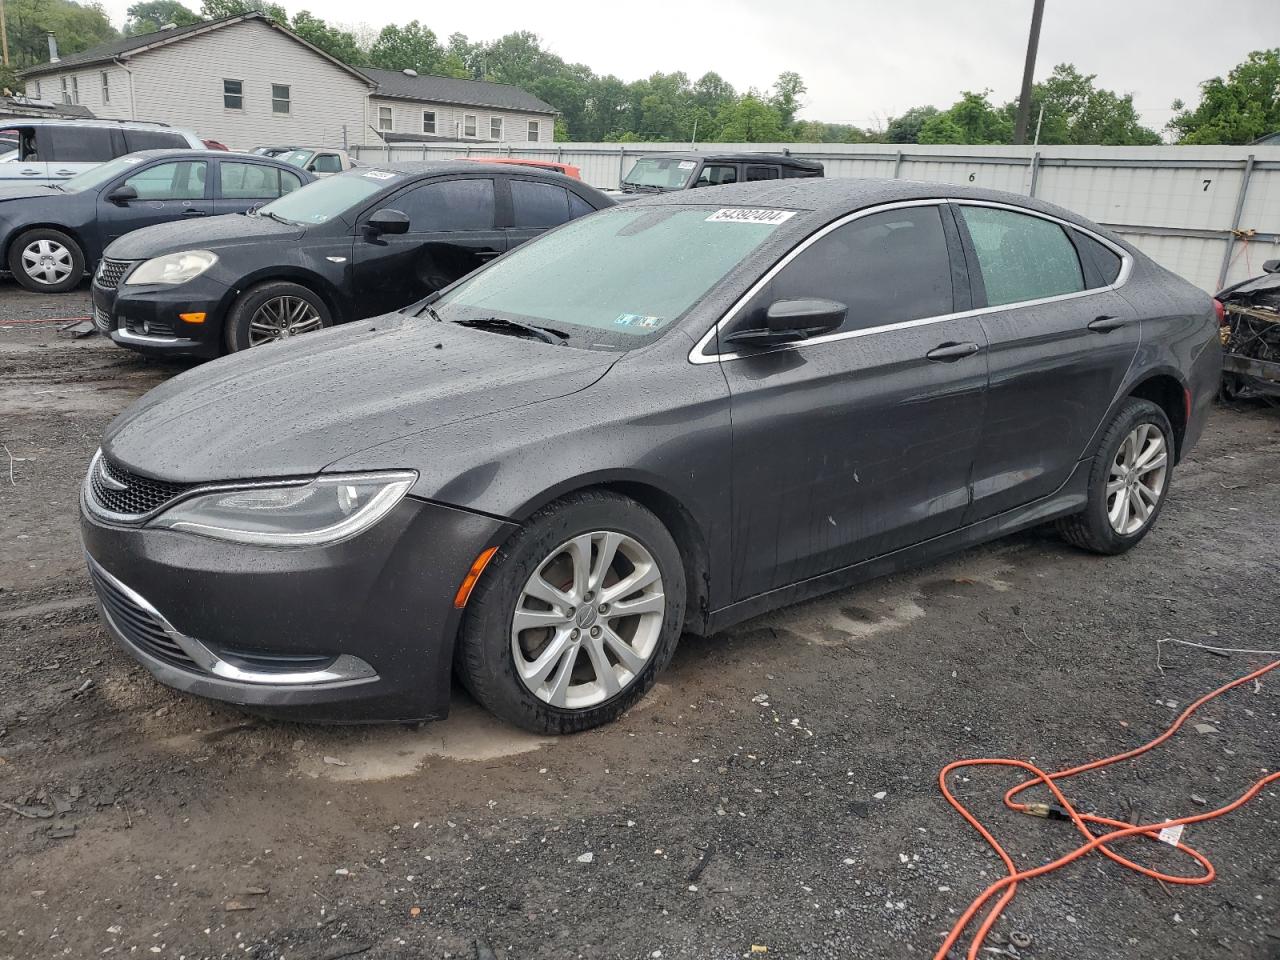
[150,472,417,546]
[124,250,218,286]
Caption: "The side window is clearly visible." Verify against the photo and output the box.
[391,178,495,231]
[280,170,303,194]
[567,191,596,219]
[695,164,738,187]
[311,154,342,174]
[1072,230,1123,287]
[745,165,780,182]
[44,126,115,162]
[959,206,1084,307]
[740,205,954,335]
[124,160,208,200]
[511,179,571,228]
[219,161,281,199]
[123,129,188,151]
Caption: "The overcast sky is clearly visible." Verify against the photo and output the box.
[99,0,1271,135]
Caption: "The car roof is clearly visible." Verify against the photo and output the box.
[0,118,188,131]
[641,151,823,170]
[363,160,606,193]
[125,148,293,161]
[626,177,1132,249]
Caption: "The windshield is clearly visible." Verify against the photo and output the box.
[279,149,315,168]
[61,154,150,193]
[433,205,790,349]
[256,170,393,224]
[622,157,696,191]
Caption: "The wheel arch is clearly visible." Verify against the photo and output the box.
[1126,371,1188,461]
[3,222,87,266]
[506,473,713,636]
[232,267,348,322]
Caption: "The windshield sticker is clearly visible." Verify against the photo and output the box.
[362,170,397,180]
[706,208,796,225]
[678,160,696,170]
[615,313,665,329]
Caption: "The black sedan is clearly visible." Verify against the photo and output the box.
[92,163,614,357]
[0,150,313,293]
[80,179,1221,731]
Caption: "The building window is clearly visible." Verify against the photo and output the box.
[490,117,503,140]
[33,80,40,98]
[223,78,243,110]
[527,120,540,142]
[378,106,393,131]
[422,110,435,134]
[463,114,477,138]
[101,71,110,103]
[272,83,290,114]
[60,77,68,104]
[71,76,79,104]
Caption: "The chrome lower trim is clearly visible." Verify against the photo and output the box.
[112,328,184,345]
[86,553,378,686]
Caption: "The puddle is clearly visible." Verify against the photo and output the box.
[296,701,554,781]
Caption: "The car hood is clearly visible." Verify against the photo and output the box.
[0,184,60,203]
[104,212,303,260]
[103,313,619,483]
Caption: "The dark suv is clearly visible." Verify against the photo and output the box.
[618,152,823,195]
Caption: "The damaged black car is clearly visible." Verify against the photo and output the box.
[1218,258,1280,400]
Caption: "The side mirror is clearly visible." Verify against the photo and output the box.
[723,298,847,348]
[1263,259,1280,274]
[107,184,138,204]
[365,208,410,236]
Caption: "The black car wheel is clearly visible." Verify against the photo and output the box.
[225,280,332,352]
[8,228,85,293]
[456,490,686,734]
[1057,397,1174,555]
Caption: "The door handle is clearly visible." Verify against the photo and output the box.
[181,209,207,216]
[54,169,75,176]
[20,169,39,176]
[926,341,981,362]
[1087,315,1130,333]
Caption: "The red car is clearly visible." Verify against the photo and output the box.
[201,138,230,151]
[464,156,582,180]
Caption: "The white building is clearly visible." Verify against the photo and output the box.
[19,13,557,152]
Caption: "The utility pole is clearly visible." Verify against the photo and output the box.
[0,0,10,70]
[1013,0,1046,145]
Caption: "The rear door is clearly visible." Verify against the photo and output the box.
[744,164,781,182]
[97,157,211,244]
[954,201,1140,522]
[44,125,116,180]
[213,159,305,215]
[719,201,988,600]
[0,126,48,184]
[352,175,505,317]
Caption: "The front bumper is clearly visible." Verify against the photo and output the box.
[81,493,517,722]
[92,274,233,360]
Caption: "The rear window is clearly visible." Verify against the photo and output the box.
[959,205,1084,307]
[1073,230,1123,286]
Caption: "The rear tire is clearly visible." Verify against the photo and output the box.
[456,490,686,734]
[1057,398,1174,555]
[224,280,332,353]
[8,228,84,293]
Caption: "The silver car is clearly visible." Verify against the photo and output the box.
[0,119,203,185]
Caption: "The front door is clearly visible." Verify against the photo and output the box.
[719,202,989,601]
[0,126,48,184]
[353,176,506,317]
[952,202,1142,522]
[98,158,211,245]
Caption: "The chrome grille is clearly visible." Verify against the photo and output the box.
[96,258,133,289]
[88,565,200,671]
[89,454,194,519]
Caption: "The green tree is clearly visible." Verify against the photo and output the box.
[1169,49,1280,144]
[1014,64,1159,145]
[917,113,965,144]
[4,0,117,71]
[123,0,199,35]
[200,0,285,21]
[885,105,939,143]
[289,10,364,65]
[368,20,443,73]
[769,70,806,128]
[713,93,790,142]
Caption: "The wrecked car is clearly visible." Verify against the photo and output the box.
[1218,258,1280,399]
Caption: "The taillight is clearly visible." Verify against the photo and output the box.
[1213,298,1226,326]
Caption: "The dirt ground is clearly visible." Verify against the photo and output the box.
[1,281,1278,960]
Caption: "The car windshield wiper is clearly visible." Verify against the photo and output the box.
[258,210,296,226]
[452,315,568,345]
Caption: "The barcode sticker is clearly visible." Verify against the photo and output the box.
[706,208,796,225]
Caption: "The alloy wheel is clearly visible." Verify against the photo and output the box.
[511,531,666,710]
[1107,422,1169,535]
[247,296,323,346]
[21,239,73,286]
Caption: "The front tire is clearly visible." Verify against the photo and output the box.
[224,280,332,353]
[456,491,686,734]
[1057,398,1174,555]
[8,228,85,293]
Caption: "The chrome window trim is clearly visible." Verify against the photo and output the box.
[87,553,377,686]
[688,197,1133,365]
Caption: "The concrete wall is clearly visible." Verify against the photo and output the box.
[350,140,1280,292]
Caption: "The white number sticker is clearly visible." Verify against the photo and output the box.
[363,170,397,180]
[678,160,696,170]
[706,208,796,225]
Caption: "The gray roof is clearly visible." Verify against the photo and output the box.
[361,67,555,115]
[19,13,370,83]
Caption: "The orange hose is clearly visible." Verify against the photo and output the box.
[935,659,1279,960]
